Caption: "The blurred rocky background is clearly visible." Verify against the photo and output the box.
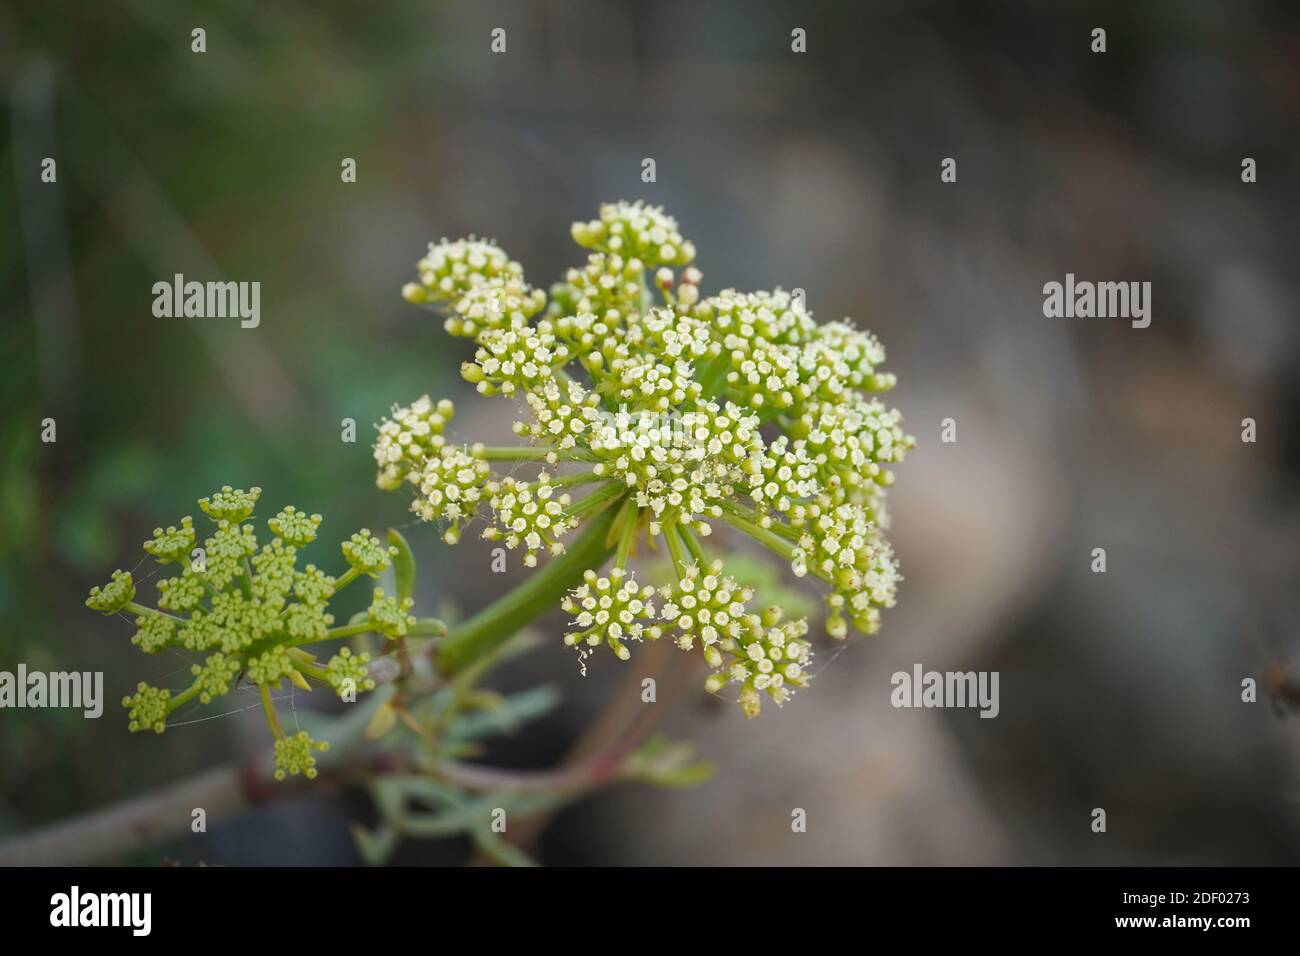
[2,0,1298,864]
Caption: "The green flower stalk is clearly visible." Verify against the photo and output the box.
[86,488,441,780]
[381,200,914,717]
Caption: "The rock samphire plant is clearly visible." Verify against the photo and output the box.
[391,201,913,707]
[86,201,912,861]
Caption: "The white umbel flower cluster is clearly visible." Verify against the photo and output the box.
[377,201,913,716]
[482,474,575,567]
[561,567,660,666]
[373,395,454,491]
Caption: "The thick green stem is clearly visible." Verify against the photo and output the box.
[435,495,624,676]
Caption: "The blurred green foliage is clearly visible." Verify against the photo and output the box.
[0,1,460,827]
